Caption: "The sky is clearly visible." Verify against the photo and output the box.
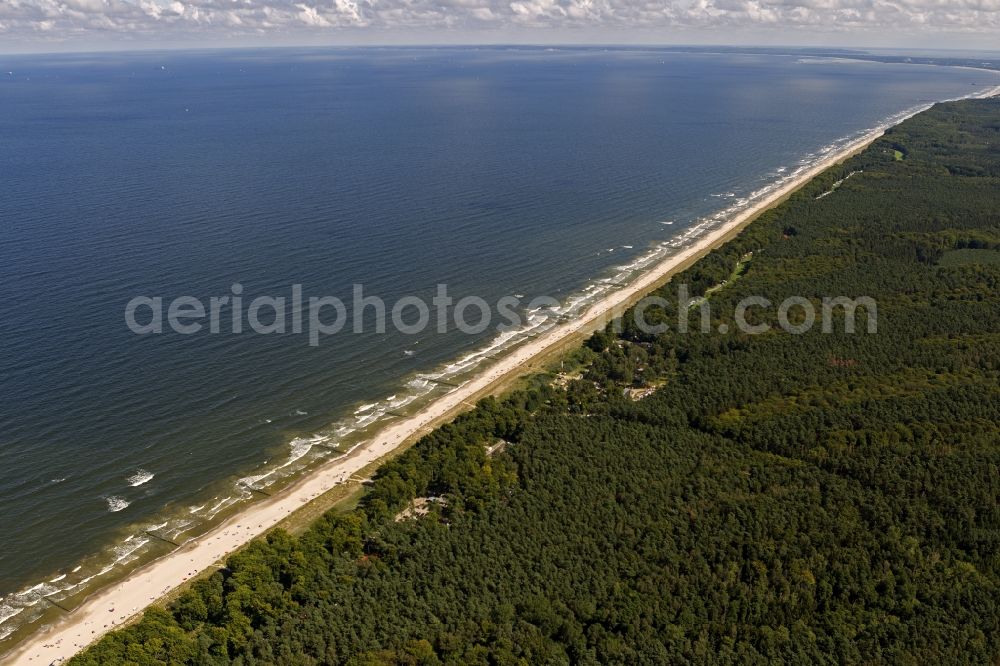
[1,0,1000,54]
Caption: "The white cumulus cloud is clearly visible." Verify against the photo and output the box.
[1,0,1000,47]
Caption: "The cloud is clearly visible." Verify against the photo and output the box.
[1,0,999,45]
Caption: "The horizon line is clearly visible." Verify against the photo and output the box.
[5,41,1000,59]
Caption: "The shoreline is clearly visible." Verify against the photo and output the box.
[5,86,999,666]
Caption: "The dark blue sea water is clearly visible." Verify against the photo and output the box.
[0,46,995,642]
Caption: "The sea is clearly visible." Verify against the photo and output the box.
[0,46,996,648]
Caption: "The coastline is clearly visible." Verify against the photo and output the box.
[5,85,1000,666]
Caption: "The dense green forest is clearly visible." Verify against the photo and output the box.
[71,98,1000,665]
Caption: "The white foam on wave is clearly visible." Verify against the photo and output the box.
[0,570,93,640]
[0,603,26,641]
[106,496,130,512]
[0,522,166,641]
[57,538,146,595]
[162,519,195,539]
[209,495,236,515]
[0,604,24,627]
[237,434,329,490]
[127,469,154,487]
[113,538,150,565]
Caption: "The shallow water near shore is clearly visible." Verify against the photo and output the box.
[0,46,996,648]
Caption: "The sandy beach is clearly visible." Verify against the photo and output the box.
[5,87,998,665]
